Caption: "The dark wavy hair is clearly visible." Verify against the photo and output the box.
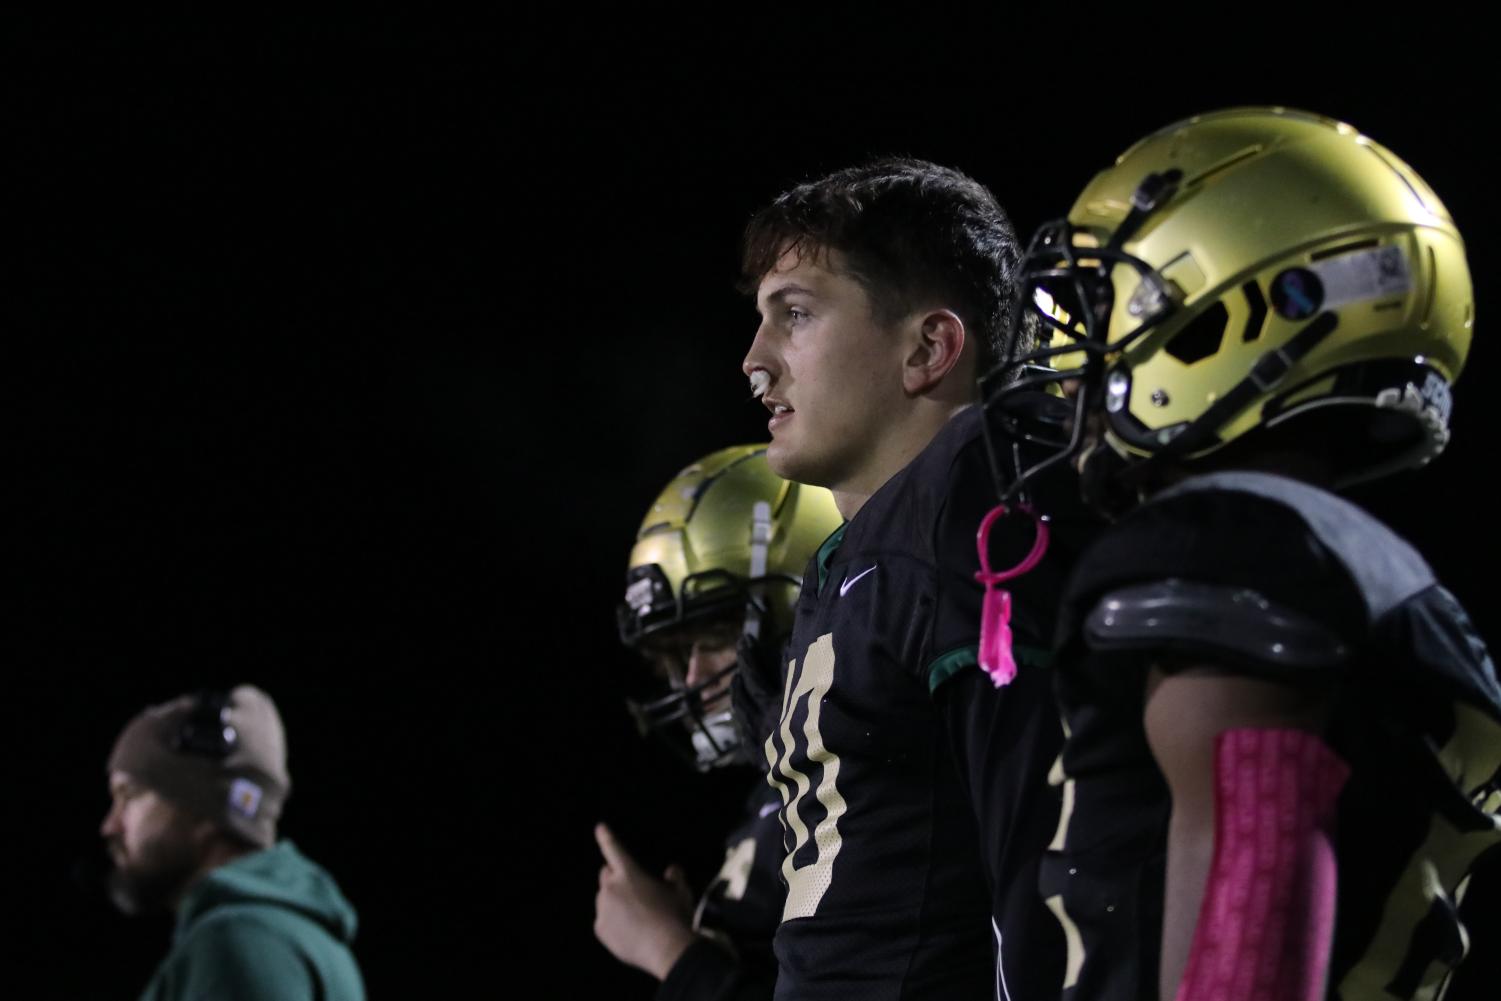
[740,157,1024,373]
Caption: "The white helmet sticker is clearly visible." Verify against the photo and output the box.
[625,576,656,613]
[1310,244,1412,309]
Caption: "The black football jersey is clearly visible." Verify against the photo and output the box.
[660,783,785,1001]
[698,784,786,961]
[1046,471,1501,1001]
[763,405,1079,1000]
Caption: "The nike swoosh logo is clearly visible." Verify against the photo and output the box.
[759,801,780,818]
[840,565,877,596]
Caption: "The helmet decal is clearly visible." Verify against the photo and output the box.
[1270,268,1325,320]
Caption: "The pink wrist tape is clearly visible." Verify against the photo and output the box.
[1175,728,1351,1001]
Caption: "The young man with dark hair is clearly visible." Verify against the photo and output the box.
[738,158,1087,999]
[984,107,1500,1001]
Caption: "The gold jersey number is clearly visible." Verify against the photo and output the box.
[764,632,849,921]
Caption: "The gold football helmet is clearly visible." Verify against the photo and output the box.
[985,107,1473,498]
[617,445,840,769]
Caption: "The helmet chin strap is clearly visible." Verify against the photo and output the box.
[742,500,772,642]
[1113,311,1341,481]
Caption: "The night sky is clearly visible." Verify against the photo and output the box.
[14,18,1498,997]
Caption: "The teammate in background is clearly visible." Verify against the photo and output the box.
[594,446,840,1000]
[981,107,1500,1000]
[101,685,366,1001]
[738,158,1094,999]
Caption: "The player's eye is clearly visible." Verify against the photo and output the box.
[693,641,736,663]
[704,627,741,650]
[648,652,687,683]
[787,306,810,324]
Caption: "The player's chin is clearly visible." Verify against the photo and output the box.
[763,437,801,480]
[766,449,822,490]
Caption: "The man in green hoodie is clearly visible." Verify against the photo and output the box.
[101,685,366,1001]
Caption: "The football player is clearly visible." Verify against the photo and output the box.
[738,158,1094,999]
[981,107,1500,1000]
[595,445,840,1000]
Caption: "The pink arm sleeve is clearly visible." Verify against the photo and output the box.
[1174,728,1351,1001]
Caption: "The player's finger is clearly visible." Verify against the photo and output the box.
[595,822,634,872]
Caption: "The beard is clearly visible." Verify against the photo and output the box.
[105,829,200,916]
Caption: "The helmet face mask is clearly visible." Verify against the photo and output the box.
[628,613,747,771]
[617,446,842,771]
[983,107,1473,508]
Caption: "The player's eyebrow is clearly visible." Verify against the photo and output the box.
[757,284,819,316]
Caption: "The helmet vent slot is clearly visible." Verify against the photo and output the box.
[1311,238,1379,261]
[1421,245,1438,324]
[1184,146,1262,189]
[1165,301,1229,364]
[1241,281,1268,342]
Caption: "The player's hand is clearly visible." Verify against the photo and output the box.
[593,823,697,980]
[730,632,785,749]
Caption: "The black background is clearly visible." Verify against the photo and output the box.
[14,16,1498,998]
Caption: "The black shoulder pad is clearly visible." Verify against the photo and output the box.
[1158,472,1435,618]
[1084,578,1352,673]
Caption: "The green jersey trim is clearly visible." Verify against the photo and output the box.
[927,642,1051,694]
[814,523,848,595]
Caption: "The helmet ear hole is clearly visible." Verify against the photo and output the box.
[1164,301,1229,364]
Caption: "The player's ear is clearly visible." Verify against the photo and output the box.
[902,309,966,395]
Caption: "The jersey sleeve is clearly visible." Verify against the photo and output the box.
[657,937,770,1001]
[934,666,1068,999]
[1385,583,1501,716]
